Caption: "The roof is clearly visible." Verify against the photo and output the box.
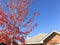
[17,33,47,44]
[26,33,47,44]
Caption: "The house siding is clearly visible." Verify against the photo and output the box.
[26,44,43,45]
[46,35,60,45]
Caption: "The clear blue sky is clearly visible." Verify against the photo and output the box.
[28,0,60,37]
[0,0,60,37]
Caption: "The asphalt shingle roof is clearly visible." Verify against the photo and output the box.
[26,33,47,44]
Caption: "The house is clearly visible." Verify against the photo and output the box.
[17,33,47,45]
[26,33,47,45]
[43,30,60,45]
[17,33,46,45]
[25,30,60,45]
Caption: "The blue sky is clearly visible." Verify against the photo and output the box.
[0,0,60,37]
[28,0,60,37]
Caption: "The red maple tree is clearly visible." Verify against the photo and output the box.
[0,0,40,45]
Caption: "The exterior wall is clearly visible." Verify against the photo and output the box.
[47,35,60,45]
[26,44,43,45]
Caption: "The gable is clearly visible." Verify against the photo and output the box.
[44,32,57,43]
[43,30,60,45]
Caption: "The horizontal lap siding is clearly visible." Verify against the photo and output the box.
[26,44,43,45]
[47,35,60,45]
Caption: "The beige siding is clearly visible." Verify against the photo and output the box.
[47,35,60,45]
[26,44,43,45]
